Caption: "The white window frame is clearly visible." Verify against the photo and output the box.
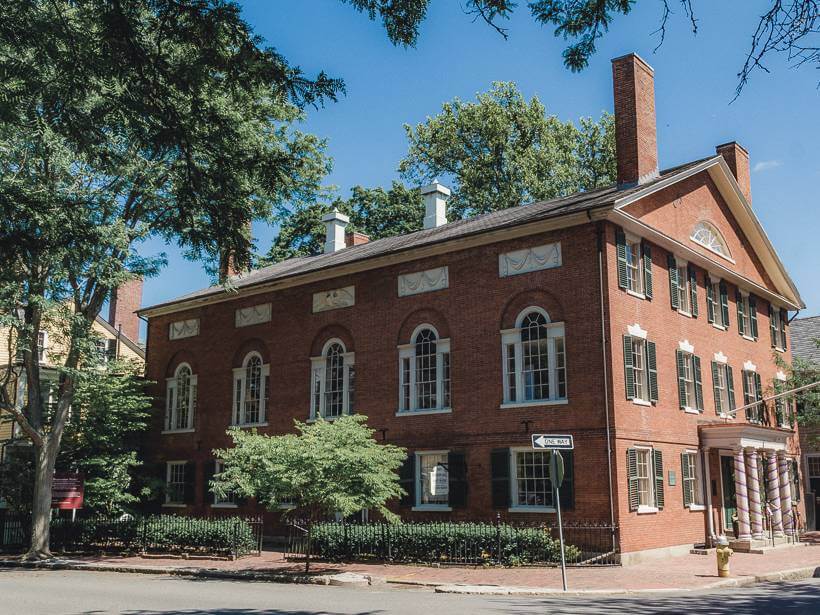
[630,335,651,406]
[771,308,786,351]
[691,221,733,262]
[509,448,556,513]
[682,449,705,510]
[676,261,691,316]
[635,446,658,514]
[212,460,237,508]
[625,236,645,297]
[164,461,187,507]
[738,292,754,340]
[37,330,48,364]
[680,350,698,414]
[310,339,355,420]
[743,368,762,424]
[413,450,451,512]
[397,325,451,415]
[164,363,197,433]
[501,308,567,408]
[710,278,727,329]
[232,352,269,427]
[714,360,733,418]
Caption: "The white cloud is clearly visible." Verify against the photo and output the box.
[753,160,783,173]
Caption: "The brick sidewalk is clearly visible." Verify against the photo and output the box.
[10,538,819,592]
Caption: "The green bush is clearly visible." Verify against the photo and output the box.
[308,522,580,566]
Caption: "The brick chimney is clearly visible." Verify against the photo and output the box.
[345,231,370,247]
[109,278,143,343]
[219,221,252,278]
[612,53,659,187]
[716,142,751,204]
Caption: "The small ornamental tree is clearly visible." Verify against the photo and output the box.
[212,415,406,571]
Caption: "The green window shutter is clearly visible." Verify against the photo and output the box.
[668,254,679,310]
[689,267,698,317]
[742,371,753,421]
[693,355,704,411]
[681,453,692,507]
[447,452,468,508]
[616,229,628,289]
[711,361,722,415]
[720,283,730,329]
[676,350,687,409]
[183,461,197,505]
[726,365,736,413]
[490,449,511,508]
[780,309,788,350]
[769,304,777,348]
[754,372,763,404]
[749,295,758,339]
[736,291,745,335]
[558,451,575,510]
[706,276,715,323]
[627,449,639,512]
[399,454,415,507]
[653,450,665,510]
[647,340,659,403]
[643,243,653,298]
[623,335,635,400]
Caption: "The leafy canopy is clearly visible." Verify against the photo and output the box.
[213,415,406,520]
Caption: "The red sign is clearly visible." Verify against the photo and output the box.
[52,473,84,510]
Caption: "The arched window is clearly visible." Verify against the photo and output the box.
[690,222,731,259]
[165,363,197,432]
[501,308,566,405]
[232,352,270,426]
[310,340,355,419]
[398,325,451,413]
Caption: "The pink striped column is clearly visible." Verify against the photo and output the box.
[765,451,784,536]
[778,452,794,535]
[746,450,764,539]
[733,450,752,540]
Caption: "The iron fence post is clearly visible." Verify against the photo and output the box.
[495,512,502,564]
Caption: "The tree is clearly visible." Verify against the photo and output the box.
[780,340,820,446]
[399,82,616,218]
[265,182,423,263]
[0,0,339,559]
[212,415,406,572]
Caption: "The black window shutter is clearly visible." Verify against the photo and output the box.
[399,454,415,507]
[693,355,704,411]
[623,335,635,400]
[668,254,679,310]
[647,341,659,403]
[681,452,692,507]
[736,290,745,335]
[642,243,653,299]
[749,295,759,339]
[490,448,511,508]
[720,283,730,329]
[689,267,698,317]
[653,450,665,510]
[203,460,216,505]
[616,229,628,289]
[726,365,736,412]
[183,461,196,505]
[769,304,777,348]
[558,451,575,510]
[627,449,639,512]
[711,361,722,415]
[676,350,687,409]
[780,309,788,350]
[447,451,468,508]
[706,276,715,323]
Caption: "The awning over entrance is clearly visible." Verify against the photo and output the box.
[699,423,792,452]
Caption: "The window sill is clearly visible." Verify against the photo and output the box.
[211,503,238,509]
[631,398,652,407]
[711,323,727,331]
[677,310,693,318]
[306,415,348,423]
[508,506,556,513]
[774,346,786,353]
[742,334,756,342]
[626,290,646,300]
[683,407,701,415]
[500,399,568,410]
[718,413,736,420]
[637,505,659,515]
[412,505,452,512]
[688,504,705,512]
[395,408,452,417]
[231,422,268,429]
[162,503,186,508]
[161,428,195,435]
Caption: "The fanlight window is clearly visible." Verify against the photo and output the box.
[232,352,270,426]
[691,222,731,259]
[165,363,197,432]
[311,340,355,419]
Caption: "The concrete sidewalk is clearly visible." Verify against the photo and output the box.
[2,539,819,595]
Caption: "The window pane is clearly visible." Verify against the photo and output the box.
[555,337,566,399]
[419,453,448,505]
[521,313,549,401]
[442,353,450,408]
[414,329,437,409]
[324,343,345,418]
[401,357,411,411]
[175,367,191,430]
[632,341,647,401]
[515,451,553,507]
[677,267,689,312]
[243,356,262,424]
[626,242,642,294]
[505,343,517,401]
[167,463,186,504]
[636,450,651,506]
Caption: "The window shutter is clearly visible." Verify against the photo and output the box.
[653,450,665,510]
[203,460,216,505]
[706,277,715,323]
[643,243,653,298]
[233,376,242,425]
[165,381,175,431]
[720,283,730,329]
[189,375,198,429]
[668,254,679,310]
[742,371,752,420]
[769,304,777,348]
[616,229,628,289]
[490,448,511,508]
[749,295,758,339]
[183,461,196,505]
[676,350,687,409]
[627,449,639,512]
[711,361,722,415]
[681,453,692,507]
[736,291,745,335]
[447,452,468,508]
[623,335,635,400]
[780,309,788,350]
[689,267,698,317]
[754,372,763,407]
[558,451,575,510]
[693,355,704,411]
[647,341,659,403]
[726,366,736,413]
[398,455,415,507]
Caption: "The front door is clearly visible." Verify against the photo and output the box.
[720,455,737,534]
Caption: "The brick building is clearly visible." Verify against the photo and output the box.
[138,54,806,563]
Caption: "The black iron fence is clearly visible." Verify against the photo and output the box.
[286,518,619,566]
[0,512,263,558]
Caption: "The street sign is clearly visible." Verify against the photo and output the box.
[430,464,449,496]
[52,473,84,510]
[531,434,574,450]
[552,451,565,489]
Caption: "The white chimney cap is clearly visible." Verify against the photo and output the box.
[322,208,349,253]
[321,208,350,224]
[421,182,450,229]
[420,182,451,197]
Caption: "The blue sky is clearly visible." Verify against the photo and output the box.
[139,0,819,332]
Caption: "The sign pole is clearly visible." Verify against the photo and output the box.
[552,451,568,592]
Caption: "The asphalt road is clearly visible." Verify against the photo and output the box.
[1,569,819,615]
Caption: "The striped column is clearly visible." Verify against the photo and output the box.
[765,451,784,536]
[778,453,794,535]
[733,449,752,540]
[746,450,764,539]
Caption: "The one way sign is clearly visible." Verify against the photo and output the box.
[531,434,574,450]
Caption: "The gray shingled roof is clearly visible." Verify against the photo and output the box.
[142,157,715,313]
[792,316,820,364]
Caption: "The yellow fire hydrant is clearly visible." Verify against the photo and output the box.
[716,536,733,578]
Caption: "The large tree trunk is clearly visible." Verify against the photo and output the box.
[25,439,57,560]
